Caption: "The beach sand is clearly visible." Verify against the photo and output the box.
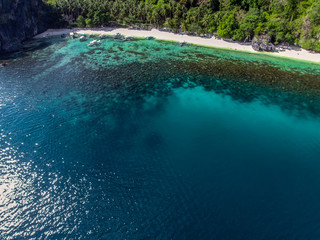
[35,28,320,63]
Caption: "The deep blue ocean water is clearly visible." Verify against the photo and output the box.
[1,37,320,239]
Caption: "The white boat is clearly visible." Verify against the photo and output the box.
[125,36,135,41]
[70,32,75,39]
[99,34,107,39]
[87,40,101,47]
[80,36,87,42]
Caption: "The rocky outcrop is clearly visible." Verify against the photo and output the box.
[252,35,275,52]
[0,0,49,53]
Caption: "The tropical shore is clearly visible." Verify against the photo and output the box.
[35,28,320,63]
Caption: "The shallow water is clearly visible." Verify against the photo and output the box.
[1,37,320,239]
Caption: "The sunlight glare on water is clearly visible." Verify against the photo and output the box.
[1,36,320,239]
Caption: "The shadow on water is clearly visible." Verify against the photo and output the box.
[0,37,65,62]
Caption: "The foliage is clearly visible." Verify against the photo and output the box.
[44,0,320,51]
[76,15,86,27]
[217,10,238,39]
[85,18,93,27]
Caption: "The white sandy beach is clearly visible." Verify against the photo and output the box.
[35,28,320,63]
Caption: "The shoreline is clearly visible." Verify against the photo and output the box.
[35,28,320,64]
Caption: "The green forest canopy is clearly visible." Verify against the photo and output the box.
[45,0,320,51]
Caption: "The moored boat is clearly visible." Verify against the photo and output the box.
[114,33,124,40]
[80,36,87,42]
[87,40,102,47]
[70,32,76,39]
[99,34,108,39]
[179,41,190,47]
[125,36,135,41]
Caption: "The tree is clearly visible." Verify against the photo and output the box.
[45,0,320,52]
[85,18,93,27]
[217,10,238,38]
[237,8,260,40]
[76,15,86,27]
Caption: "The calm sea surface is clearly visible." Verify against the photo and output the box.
[1,37,320,239]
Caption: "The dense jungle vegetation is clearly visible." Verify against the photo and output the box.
[45,0,320,51]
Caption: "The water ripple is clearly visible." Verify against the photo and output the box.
[1,37,320,239]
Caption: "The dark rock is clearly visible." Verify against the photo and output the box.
[252,41,260,51]
[213,33,221,40]
[252,35,276,52]
[0,0,50,54]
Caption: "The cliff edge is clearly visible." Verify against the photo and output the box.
[0,0,49,53]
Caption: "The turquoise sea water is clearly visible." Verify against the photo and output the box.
[1,37,320,239]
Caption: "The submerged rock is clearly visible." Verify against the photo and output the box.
[252,35,275,52]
